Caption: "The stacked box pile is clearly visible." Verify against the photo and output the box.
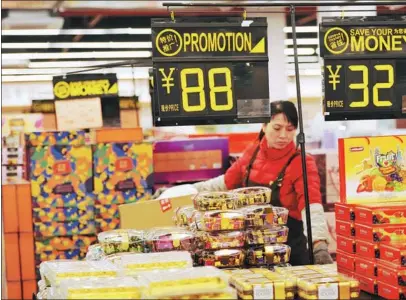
[335,202,406,298]
[26,131,97,279]
[92,142,153,232]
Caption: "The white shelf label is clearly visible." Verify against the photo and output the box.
[318,283,339,299]
[253,284,273,299]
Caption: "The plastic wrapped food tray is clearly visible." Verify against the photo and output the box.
[233,187,272,206]
[245,226,289,245]
[85,244,106,261]
[193,191,240,211]
[57,277,144,299]
[158,287,237,300]
[246,244,291,266]
[240,205,275,228]
[98,229,145,255]
[200,211,245,232]
[145,227,195,252]
[138,266,229,298]
[174,205,196,227]
[195,231,245,250]
[297,275,360,300]
[40,260,119,287]
[117,251,193,275]
[195,249,245,268]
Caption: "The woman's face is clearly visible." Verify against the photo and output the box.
[262,113,297,149]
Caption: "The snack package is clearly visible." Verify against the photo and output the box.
[354,273,378,295]
[95,204,120,220]
[245,226,289,245]
[354,256,377,278]
[356,239,380,259]
[377,260,406,287]
[57,277,144,299]
[380,242,406,267]
[200,211,245,232]
[355,223,406,243]
[34,220,96,237]
[85,244,106,261]
[336,221,355,237]
[354,202,406,225]
[240,205,289,227]
[174,205,196,227]
[378,281,406,299]
[95,218,121,233]
[33,206,95,222]
[195,249,245,268]
[145,227,195,252]
[158,287,237,300]
[138,266,229,298]
[35,235,97,252]
[193,192,240,211]
[335,203,355,222]
[35,248,87,263]
[98,229,145,255]
[246,244,291,266]
[195,231,245,250]
[336,250,355,272]
[336,235,356,254]
[338,135,406,204]
[233,187,272,206]
[117,251,193,275]
[40,260,119,287]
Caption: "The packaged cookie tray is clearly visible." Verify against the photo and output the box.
[193,191,241,211]
[144,227,195,252]
[138,266,229,299]
[297,276,360,300]
[246,244,291,266]
[174,205,196,227]
[40,260,119,287]
[97,229,145,255]
[57,277,143,299]
[117,252,193,275]
[194,249,245,268]
[195,230,245,250]
[245,226,289,245]
[240,205,289,227]
[159,287,237,300]
[233,187,272,206]
[200,211,245,232]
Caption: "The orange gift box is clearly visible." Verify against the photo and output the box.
[336,249,355,271]
[378,281,406,299]
[354,202,406,225]
[355,223,406,243]
[377,260,406,287]
[6,281,22,299]
[356,239,380,260]
[380,242,406,267]
[337,235,356,254]
[355,273,378,295]
[2,184,18,233]
[335,203,355,222]
[4,233,21,281]
[336,220,355,237]
[355,256,378,278]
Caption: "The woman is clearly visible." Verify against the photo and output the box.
[155,101,332,265]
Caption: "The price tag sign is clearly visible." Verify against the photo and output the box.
[151,17,270,126]
[320,16,406,121]
[253,284,274,299]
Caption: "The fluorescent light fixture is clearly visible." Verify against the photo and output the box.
[29,60,126,68]
[283,26,318,33]
[286,56,319,63]
[286,63,321,70]
[3,51,152,60]
[284,48,315,56]
[2,28,152,36]
[241,20,254,27]
[2,42,153,49]
[284,38,319,46]
[2,73,145,83]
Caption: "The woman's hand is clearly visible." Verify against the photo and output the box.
[151,187,168,199]
[313,240,333,264]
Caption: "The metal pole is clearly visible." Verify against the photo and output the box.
[290,4,314,264]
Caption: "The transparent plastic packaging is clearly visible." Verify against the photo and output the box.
[117,251,193,275]
[195,249,245,268]
[233,187,272,206]
[138,266,229,299]
[174,205,196,227]
[158,287,237,300]
[193,192,241,211]
[85,244,106,261]
[57,277,144,299]
[272,207,290,225]
[195,231,245,250]
[246,244,291,266]
[240,205,274,228]
[245,226,289,245]
[145,227,195,252]
[97,229,145,255]
[40,260,119,287]
[201,211,245,232]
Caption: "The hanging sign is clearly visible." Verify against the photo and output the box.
[52,74,118,100]
[320,16,406,121]
[151,17,270,126]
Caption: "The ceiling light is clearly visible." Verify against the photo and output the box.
[284,38,319,46]
[2,28,152,36]
[2,42,152,49]
[28,60,127,68]
[3,51,152,60]
[283,26,318,33]
[284,48,316,56]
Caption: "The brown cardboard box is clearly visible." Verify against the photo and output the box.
[119,195,194,230]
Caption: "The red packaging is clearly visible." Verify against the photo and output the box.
[355,273,378,295]
[337,235,356,254]
[354,202,406,225]
[336,250,355,271]
[356,239,380,259]
[355,223,406,243]
[377,260,406,287]
[336,220,355,237]
[337,267,355,278]
[335,203,355,222]
[380,242,406,267]
[354,256,377,278]
[378,281,406,299]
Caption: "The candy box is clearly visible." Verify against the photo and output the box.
[25,131,86,147]
[354,202,406,225]
[193,192,240,211]
[378,281,406,299]
[245,226,289,245]
[35,236,97,252]
[336,235,356,254]
[355,223,406,243]
[354,256,377,278]
[335,203,355,222]
[174,205,196,227]
[33,205,94,222]
[246,244,291,266]
[338,135,406,204]
[93,142,153,200]
[35,248,87,264]
[356,239,380,259]
[98,229,145,255]
[200,210,244,232]
[195,249,245,268]
[195,231,245,250]
[95,218,120,233]
[336,220,355,237]
[377,260,406,287]
[240,205,289,228]
[354,273,378,295]
[95,189,151,206]
[380,242,406,267]
[95,204,120,219]
[233,187,272,206]
[336,250,355,272]
[34,220,96,237]
[145,227,195,253]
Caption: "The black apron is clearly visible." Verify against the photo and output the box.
[242,145,310,266]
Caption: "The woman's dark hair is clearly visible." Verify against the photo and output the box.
[258,101,298,140]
